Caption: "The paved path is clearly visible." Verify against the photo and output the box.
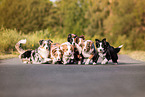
[0,55,145,97]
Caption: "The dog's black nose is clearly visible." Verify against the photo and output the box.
[46,47,48,49]
[100,49,102,51]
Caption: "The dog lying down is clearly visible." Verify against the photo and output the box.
[15,39,52,64]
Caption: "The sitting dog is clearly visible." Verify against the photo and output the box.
[81,40,99,65]
[60,42,74,64]
[73,36,98,65]
[95,38,123,64]
[67,34,77,45]
[67,34,85,64]
[71,35,86,64]
[15,39,52,64]
[50,43,63,64]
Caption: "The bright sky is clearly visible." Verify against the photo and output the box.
[50,0,56,2]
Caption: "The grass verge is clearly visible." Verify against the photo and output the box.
[120,50,145,62]
[0,53,18,60]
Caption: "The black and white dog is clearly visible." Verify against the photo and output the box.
[95,38,123,64]
[15,39,52,64]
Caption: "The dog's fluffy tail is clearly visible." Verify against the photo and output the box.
[115,45,123,53]
[15,39,26,54]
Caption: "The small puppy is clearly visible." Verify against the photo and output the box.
[82,40,99,65]
[67,34,85,64]
[95,38,123,64]
[60,42,74,64]
[73,35,85,64]
[15,39,52,64]
[67,34,77,45]
[50,43,63,64]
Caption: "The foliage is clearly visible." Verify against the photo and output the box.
[84,0,109,37]
[0,27,66,53]
[54,0,88,36]
[0,0,52,33]
[0,0,145,50]
[104,0,145,50]
[0,27,25,53]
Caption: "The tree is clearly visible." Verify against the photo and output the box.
[55,0,88,36]
[0,0,52,33]
[84,0,110,37]
[104,0,145,50]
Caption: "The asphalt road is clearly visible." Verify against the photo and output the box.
[0,55,145,97]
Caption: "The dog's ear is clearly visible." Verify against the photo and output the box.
[50,40,53,43]
[72,34,77,38]
[74,37,78,44]
[39,40,44,45]
[95,39,100,43]
[79,35,85,40]
[48,40,53,43]
[102,38,107,45]
[102,38,106,41]
[67,34,72,43]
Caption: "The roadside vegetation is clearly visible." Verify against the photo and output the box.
[120,50,145,62]
[0,0,145,61]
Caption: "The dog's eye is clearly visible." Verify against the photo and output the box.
[66,49,68,51]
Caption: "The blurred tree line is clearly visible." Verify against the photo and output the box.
[0,0,145,50]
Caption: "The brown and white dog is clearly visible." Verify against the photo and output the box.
[50,43,63,64]
[82,40,99,65]
[60,42,74,64]
[67,34,85,64]
[74,38,99,65]
[73,35,85,64]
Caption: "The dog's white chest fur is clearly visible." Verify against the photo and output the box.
[38,48,49,58]
[99,53,106,58]
[82,51,91,57]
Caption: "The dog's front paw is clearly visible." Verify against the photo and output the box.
[63,62,67,65]
[45,58,52,61]
[93,62,96,65]
[101,58,108,64]
[113,62,118,65]
[52,60,57,64]
[63,59,67,65]
[85,59,90,65]
[78,61,81,65]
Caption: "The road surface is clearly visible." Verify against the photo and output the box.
[0,55,145,97]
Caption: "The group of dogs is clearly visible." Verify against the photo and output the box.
[15,34,123,65]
